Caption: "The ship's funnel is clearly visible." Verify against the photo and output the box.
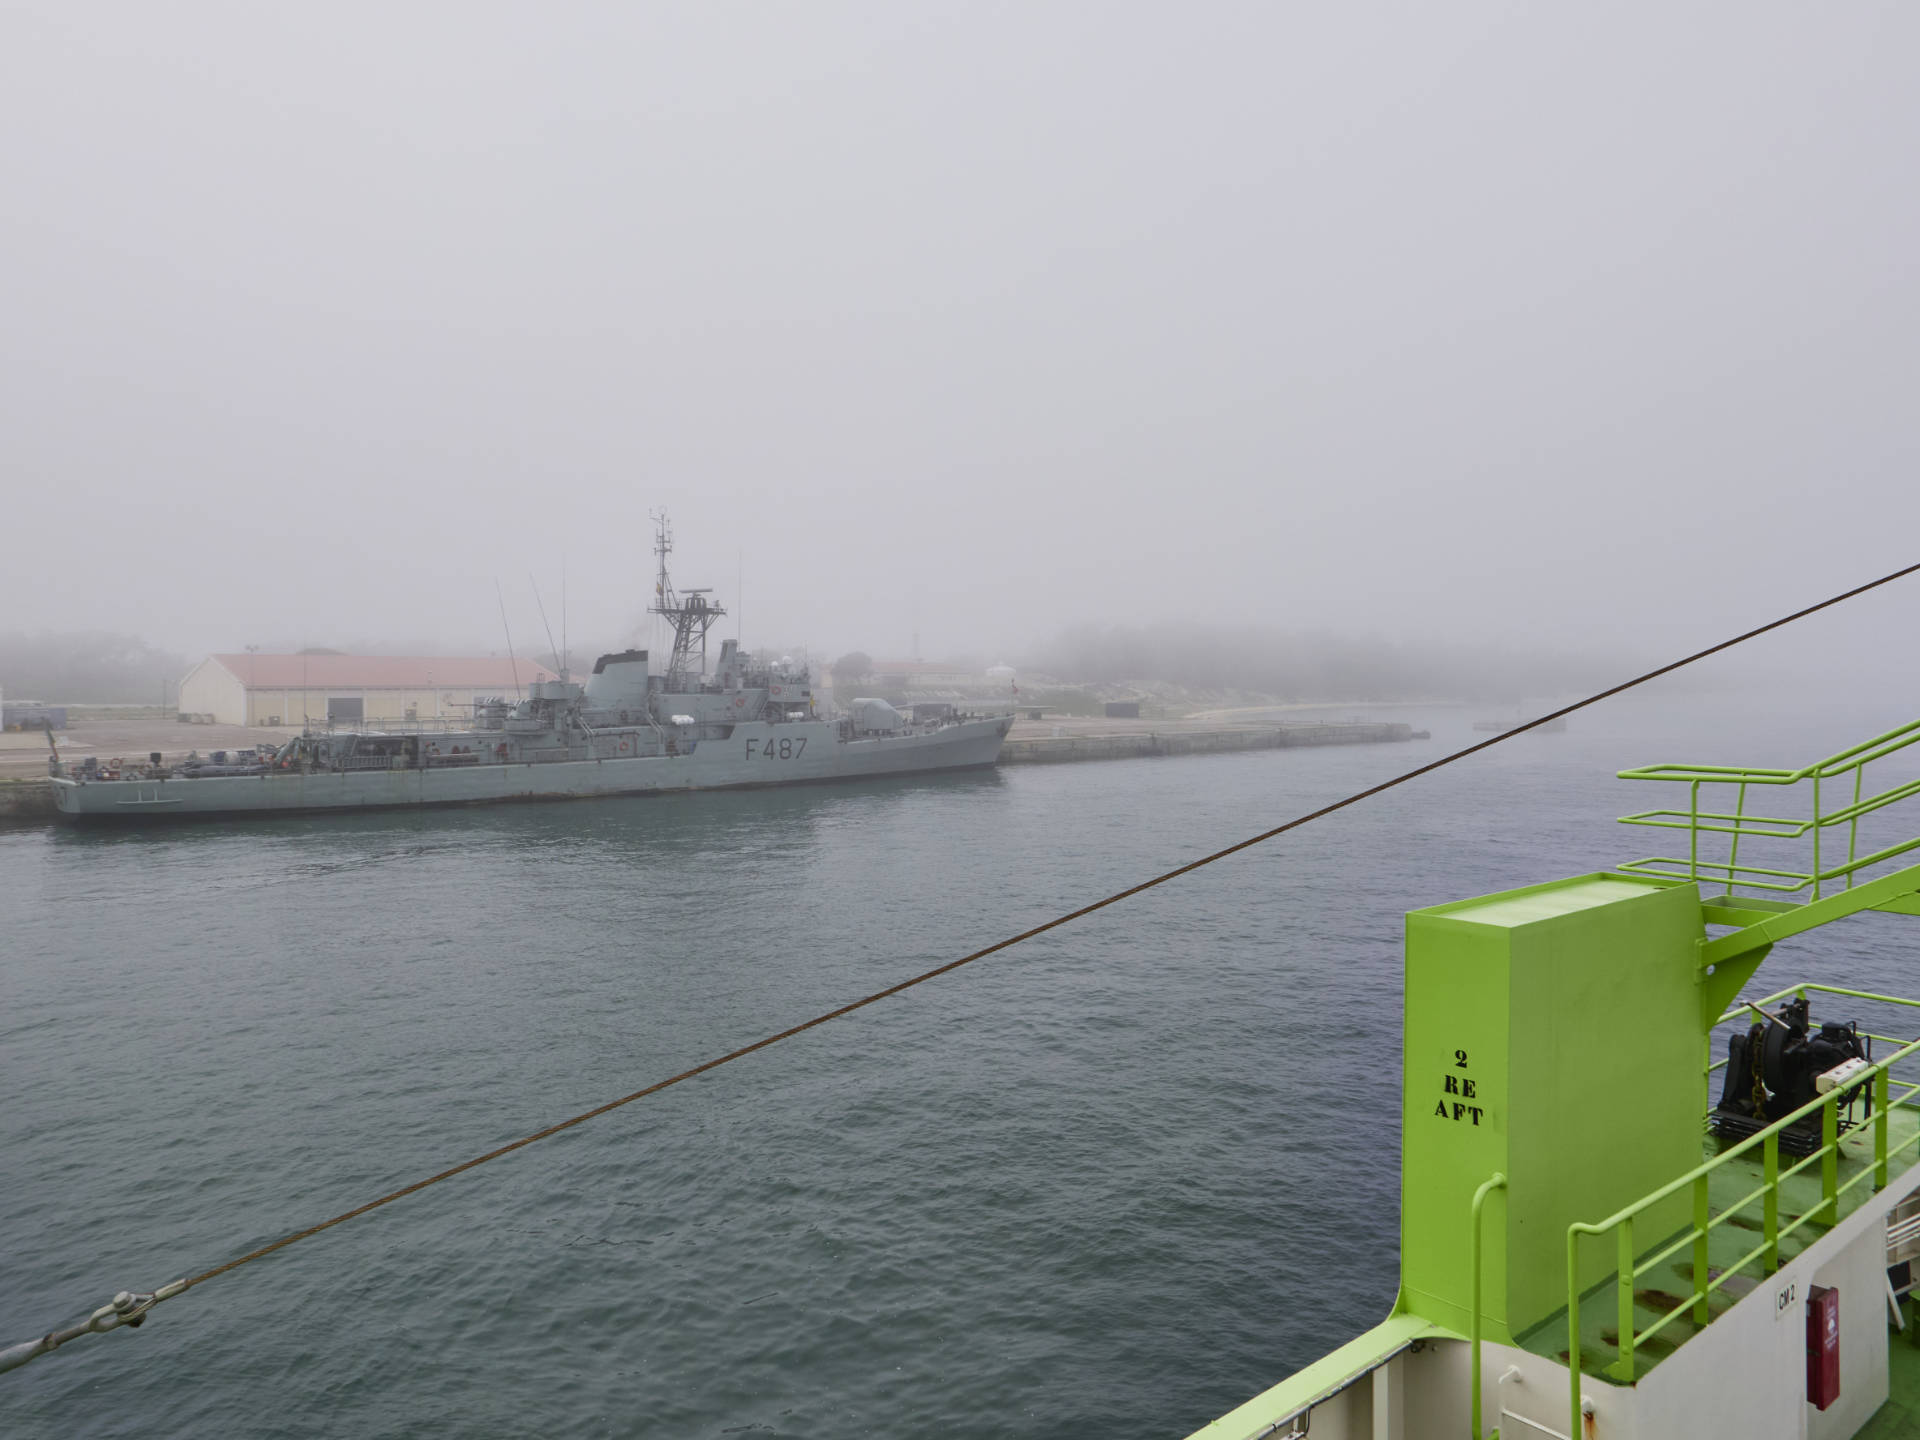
[585,650,650,710]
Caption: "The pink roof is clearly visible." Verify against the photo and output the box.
[209,654,555,690]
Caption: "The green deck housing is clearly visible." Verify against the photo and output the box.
[1400,874,1703,1341]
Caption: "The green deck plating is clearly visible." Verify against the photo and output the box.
[1526,1095,1920,1381]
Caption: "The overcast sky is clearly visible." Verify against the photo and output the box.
[4,4,1916,671]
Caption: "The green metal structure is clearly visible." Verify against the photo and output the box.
[1616,719,1920,905]
[1560,985,1920,1427]
[1189,721,1920,1440]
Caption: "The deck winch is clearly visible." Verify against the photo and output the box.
[1713,994,1870,1154]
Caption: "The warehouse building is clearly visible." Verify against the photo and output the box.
[177,653,556,727]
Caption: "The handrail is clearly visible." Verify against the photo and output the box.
[1566,1017,1920,1437]
[1621,834,1920,897]
[1619,719,1920,787]
[1471,1172,1507,1440]
[1616,719,1920,900]
[1714,982,1920,1031]
[1586,1037,1918,1246]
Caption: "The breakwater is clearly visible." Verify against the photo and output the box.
[0,778,54,823]
[999,721,1418,765]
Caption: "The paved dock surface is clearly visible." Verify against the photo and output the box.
[0,712,296,780]
[1,711,303,822]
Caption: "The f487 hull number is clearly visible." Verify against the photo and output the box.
[745,737,807,760]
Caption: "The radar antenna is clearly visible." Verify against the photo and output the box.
[650,509,726,690]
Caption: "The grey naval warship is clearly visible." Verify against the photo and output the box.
[50,520,1011,822]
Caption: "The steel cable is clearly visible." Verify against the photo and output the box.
[8,559,1920,1371]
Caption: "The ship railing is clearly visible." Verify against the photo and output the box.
[1562,986,1920,1438]
[1702,982,1920,1091]
[1615,718,1920,901]
[340,745,590,768]
[305,717,488,737]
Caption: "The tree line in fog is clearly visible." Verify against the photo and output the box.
[1024,622,1634,703]
[1,624,1642,708]
[0,631,189,704]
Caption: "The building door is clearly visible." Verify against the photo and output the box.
[327,697,364,724]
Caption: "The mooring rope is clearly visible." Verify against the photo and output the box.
[6,558,1918,1376]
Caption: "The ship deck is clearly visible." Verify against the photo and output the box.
[1516,1102,1920,1381]
[1860,1317,1920,1439]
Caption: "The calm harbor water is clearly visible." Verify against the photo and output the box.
[6,690,1920,1438]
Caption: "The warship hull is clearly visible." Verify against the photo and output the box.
[50,716,1009,821]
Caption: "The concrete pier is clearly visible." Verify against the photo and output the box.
[1000,721,1417,765]
[0,778,55,823]
[0,721,1425,823]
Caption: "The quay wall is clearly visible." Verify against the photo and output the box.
[0,779,55,823]
[999,721,1417,765]
[0,725,1420,821]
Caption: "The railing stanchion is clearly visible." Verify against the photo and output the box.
[1689,779,1700,883]
[1568,1233,1584,1440]
[1813,773,1823,899]
[1850,763,1865,888]
[1822,1096,1840,1225]
[1728,779,1749,897]
[1470,1173,1506,1440]
[1692,1173,1710,1325]
[1610,1218,1636,1382]
[1878,1067,1892,1191]
[1764,1130,1780,1271]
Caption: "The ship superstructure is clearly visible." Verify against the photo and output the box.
[50,517,1010,821]
[1193,721,1920,1440]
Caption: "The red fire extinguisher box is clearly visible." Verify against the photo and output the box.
[1807,1284,1841,1411]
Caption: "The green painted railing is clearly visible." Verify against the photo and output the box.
[1564,990,1920,1438]
[1616,719,1920,900]
[1704,983,1920,1086]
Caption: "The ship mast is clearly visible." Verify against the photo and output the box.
[649,509,726,691]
